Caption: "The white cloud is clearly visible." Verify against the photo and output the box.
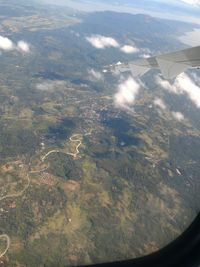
[175,74,200,107]
[86,35,119,49]
[171,111,185,121]
[0,36,31,54]
[36,81,55,92]
[114,76,140,108]
[0,36,14,51]
[141,53,151,58]
[17,41,30,53]
[156,73,200,108]
[154,97,167,110]
[70,30,80,37]
[136,48,152,59]
[156,75,176,92]
[191,72,200,84]
[35,80,67,92]
[120,45,139,54]
[88,68,104,81]
[180,0,200,5]
[140,48,152,58]
[142,48,152,54]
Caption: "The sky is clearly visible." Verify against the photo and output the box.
[153,0,200,5]
[168,0,200,6]
[39,0,200,24]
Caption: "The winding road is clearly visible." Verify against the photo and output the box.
[0,173,30,259]
[41,130,92,162]
[0,234,10,259]
[0,174,30,202]
[0,129,93,259]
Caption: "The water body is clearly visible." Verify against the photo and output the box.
[179,28,200,46]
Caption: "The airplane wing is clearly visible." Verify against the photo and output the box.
[107,46,200,79]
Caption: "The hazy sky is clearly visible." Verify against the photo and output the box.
[39,0,200,24]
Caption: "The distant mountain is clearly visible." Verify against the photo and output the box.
[38,0,200,24]
[88,0,200,16]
